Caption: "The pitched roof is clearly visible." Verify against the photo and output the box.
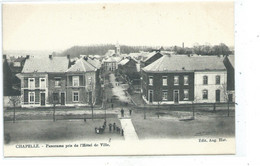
[227,55,234,68]
[22,57,69,73]
[66,58,96,73]
[118,59,129,66]
[87,58,101,69]
[143,51,163,62]
[103,56,117,62]
[143,55,226,73]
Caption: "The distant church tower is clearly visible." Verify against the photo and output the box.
[115,42,120,55]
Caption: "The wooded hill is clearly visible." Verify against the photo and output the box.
[54,43,234,58]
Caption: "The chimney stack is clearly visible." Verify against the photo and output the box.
[49,55,52,59]
[182,42,184,48]
[26,55,30,59]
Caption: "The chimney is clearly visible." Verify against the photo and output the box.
[67,54,70,59]
[26,55,30,59]
[3,54,6,60]
[182,42,184,48]
[49,55,52,59]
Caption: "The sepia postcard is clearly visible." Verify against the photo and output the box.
[2,1,235,157]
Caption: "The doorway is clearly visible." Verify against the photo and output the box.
[40,93,45,106]
[173,90,179,103]
[61,92,65,105]
[216,90,220,102]
[148,90,153,103]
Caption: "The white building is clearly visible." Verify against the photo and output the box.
[194,71,227,103]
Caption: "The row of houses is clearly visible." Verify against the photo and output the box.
[141,54,235,104]
[18,55,100,107]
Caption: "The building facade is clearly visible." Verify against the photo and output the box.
[141,55,228,104]
[194,71,227,103]
[142,71,194,104]
[66,58,97,106]
[19,55,98,107]
[20,55,69,107]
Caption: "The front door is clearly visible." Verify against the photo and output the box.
[174,90,179,103]
[61,92,65,105]
[40,93,45,106]
[216,90,220,102]
[149,90,153,103]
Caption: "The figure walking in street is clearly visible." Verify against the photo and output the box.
[111,103,114,110]
[113,123,116,132]
[109,123,112,132]
[129,109,132,116]
[121,108,124,117]
[121,129,124,136]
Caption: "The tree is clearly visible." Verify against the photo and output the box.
[51,93,59,122]
[3,57,14,96]
[156,90,163,119]
[191,97,199,120]
[8,96,21,123]
[221,83,230,117]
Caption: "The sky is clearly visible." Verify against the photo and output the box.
[3,2,234,52]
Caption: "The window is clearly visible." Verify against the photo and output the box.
[73,76,79,87]
[216,75,220,85]
[53,93,59,103]
[89,77,92,85]
[73,92,79,102]
[29,92,35,103]
[162,90,168,101]
[28,78,35,89]
[55,77,61,87]
[174,76,179,85]
[149,76,153,86]
[203,76,208,85]
[162,76,167,86]
[184,89,189,100]
[40,78,46,89]
[202,90,208,100]
[184,76,189,85]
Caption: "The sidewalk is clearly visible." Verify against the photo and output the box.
[119,117,139,141]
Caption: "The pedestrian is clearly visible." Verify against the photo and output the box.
[121,108,123,117]
[109,123,112,132]
[111,103,114,110]
[118,128,121,134]
[113,123,116,131]
[122,109,124,117]
[129,109,132,116]
[103,120,107,127]
[121,129,124,136]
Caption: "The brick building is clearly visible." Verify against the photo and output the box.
[141,55,227,104]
